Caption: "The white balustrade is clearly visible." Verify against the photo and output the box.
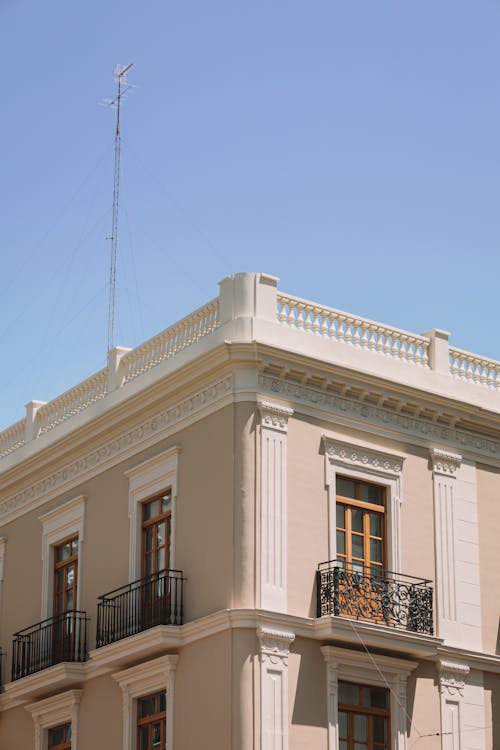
[35,369,108,436]
[0,419,26,459]
[121,298,219,384]
[277,293,430,368]
[449,347,500,390]
[2,283,500,463]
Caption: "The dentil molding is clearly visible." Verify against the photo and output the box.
[0,375,233,525]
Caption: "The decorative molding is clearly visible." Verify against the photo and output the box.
[257,626,295,666]
[323,436,404,570]
[323,436,405,475]
[258,627,294,750]
[25,689,82,750]
[113,655,178,750]
[438,660,470,697]
[0,536,6,581]
[321,646,417,750]
[430,448,462,477]
[0,376,232,525]
[257,400,294,432]
[39,495,86,619]
[259,374,500,461]
[126,446,180,581]
[259,402,291,612]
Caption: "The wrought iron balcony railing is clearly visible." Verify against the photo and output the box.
[316,561,433,635]
[12,610,88,681]
[96,568,185,648]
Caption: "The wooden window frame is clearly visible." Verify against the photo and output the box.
[48,722,72,750]
[336,476,386,573]
[53,535,79,616]
[338,681,390,750]
[136,691,166,750]
[141,492,172,579]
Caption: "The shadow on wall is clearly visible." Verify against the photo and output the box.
[291,640,327,730]
[485,673,500,749]
[495,617,500,655]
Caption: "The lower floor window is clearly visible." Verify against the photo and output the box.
[137,692,166,750]
[48,722,72,750]
[338,681,389,750]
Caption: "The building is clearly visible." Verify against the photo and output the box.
[0,271,499,749]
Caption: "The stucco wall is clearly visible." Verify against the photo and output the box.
[477,464,500,656]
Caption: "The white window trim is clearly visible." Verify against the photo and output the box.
[25,688,82,750]
[113,654,179,750]
[321,646,417,750]
[322,435,406,572]
[124,446,180,583]
[39,495,86,620]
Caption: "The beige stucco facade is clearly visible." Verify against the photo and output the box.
[0,271,499,749]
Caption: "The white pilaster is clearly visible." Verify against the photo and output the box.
[258,401,293,612]
[431,450,482,650]
[438,661,469,750]
[257,627,295,750]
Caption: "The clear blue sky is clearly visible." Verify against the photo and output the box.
[1,1,499,430]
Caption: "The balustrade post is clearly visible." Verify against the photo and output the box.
[25,400,46,442]
[218,272,279,325]
[421,328,450,374]
[107,346,131,392]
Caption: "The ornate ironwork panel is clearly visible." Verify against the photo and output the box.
[316,561,433,635]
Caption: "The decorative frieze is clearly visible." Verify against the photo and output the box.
[259,374,500,460]
[0,376,232,525]
[324,438,404,475]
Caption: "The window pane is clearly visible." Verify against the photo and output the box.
[336,531,345,555]
[338,682,359,705]
[336,504,345,528]
[370,539,382,563]
[66,566,75,586]
[157,522,165,546]
[138,695,156,717]
[352,509,363,532]
[369,512,382,537]
[338,711,348,738]
[157,548,166,571]
[352,534,364,558]
[161,493,171,512]
[354,744,368,750]
[337,478,356,499]
[71,539,79,555]
[373,717,387,743]
[138,725,149,750]
[159,692,166,712]
[359,483,384,505]
[339,743,348,750]
[368,686,388,709]
[354,714,367,741]
[152,722,162,747]
[145,527,153,551]
[57,543,71,562]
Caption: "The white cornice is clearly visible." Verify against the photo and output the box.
[258,373,500,465]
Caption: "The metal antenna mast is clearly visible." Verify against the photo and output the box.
[104,63,134,353]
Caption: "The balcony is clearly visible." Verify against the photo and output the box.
[11,611,88,681]
[316,561,433,635]
[96,568,185,648]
